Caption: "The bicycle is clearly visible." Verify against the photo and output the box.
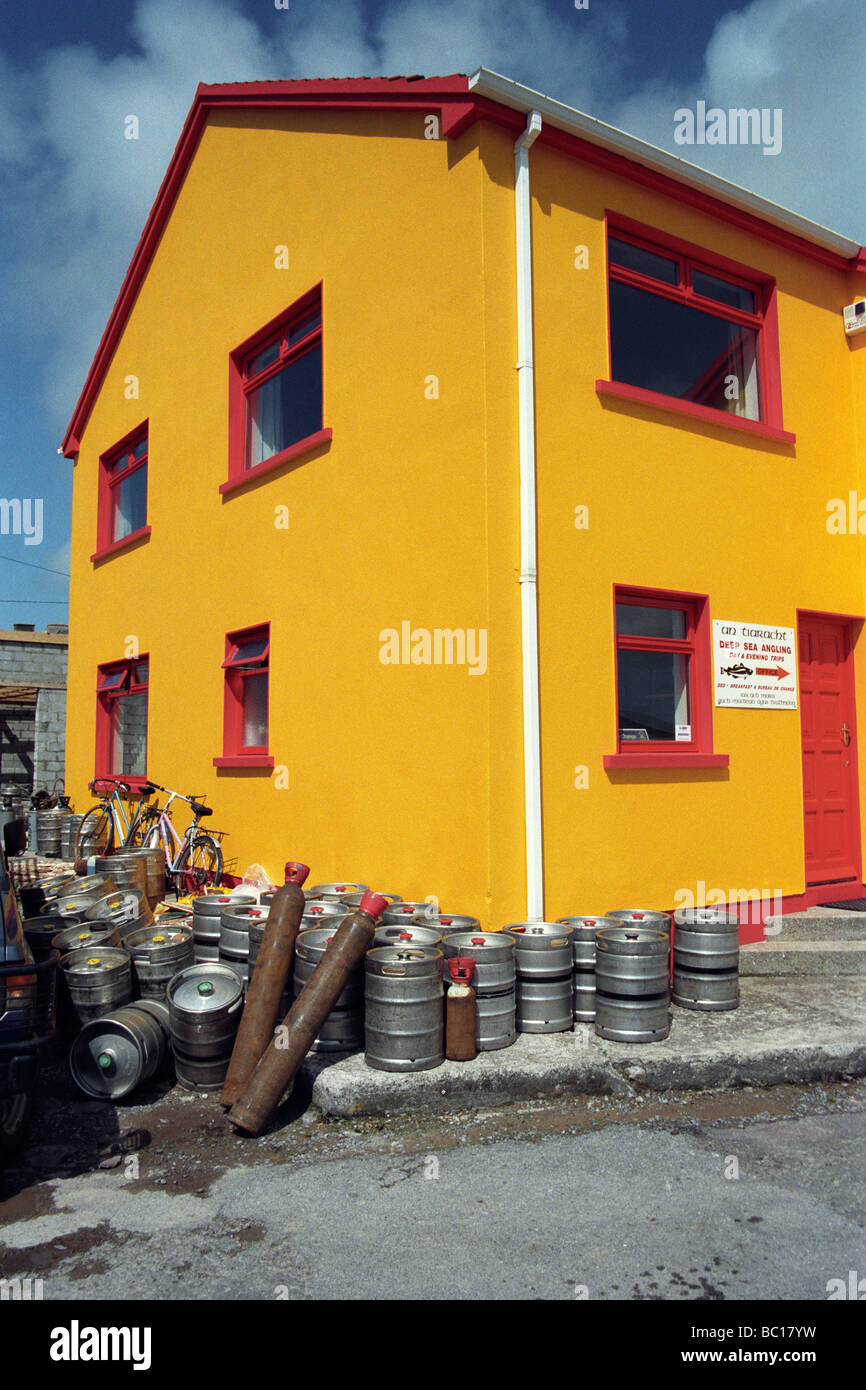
[139,784,223,893]
[74,778,160,858]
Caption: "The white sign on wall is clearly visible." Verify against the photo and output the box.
[713,620,798,709]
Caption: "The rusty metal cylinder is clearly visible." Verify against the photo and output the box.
[229,894,387,1135]
[220,874,308,1109]
[445,957,477,1061]
[442,933,516,1051]
[293,926,364,1051]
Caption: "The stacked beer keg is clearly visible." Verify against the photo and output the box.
[364,945,445,1072]
[502,922,574,1033]
[672,906,740,1011]
[167,962,244,1092]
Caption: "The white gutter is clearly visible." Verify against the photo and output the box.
[515,109,544,922]
[472,68,860,261]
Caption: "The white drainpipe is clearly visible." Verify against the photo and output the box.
[514,110,544,921]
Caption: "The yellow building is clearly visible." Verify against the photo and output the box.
[63,72,866,939]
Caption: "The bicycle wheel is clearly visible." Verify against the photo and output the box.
[125,808,157,848]
[75,804,114,858]
[174,835,223,893]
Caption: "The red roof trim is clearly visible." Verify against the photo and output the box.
[61,75,865,456]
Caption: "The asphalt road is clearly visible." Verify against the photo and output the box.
[2,1081,865,1302]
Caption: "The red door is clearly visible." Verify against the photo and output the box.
[798,614,861,886]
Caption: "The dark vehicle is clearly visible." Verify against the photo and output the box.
[0,841,57,1163]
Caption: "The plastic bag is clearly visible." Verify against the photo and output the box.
[240,863,277,891]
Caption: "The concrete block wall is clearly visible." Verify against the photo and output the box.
[34,687,67,793]
[0,710,35,798]
[0,632,68,801]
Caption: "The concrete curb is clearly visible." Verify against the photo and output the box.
[307,977,866,1117]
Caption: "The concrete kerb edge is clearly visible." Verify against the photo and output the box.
[308,1041,866,1118]
[309,1052,623,1117]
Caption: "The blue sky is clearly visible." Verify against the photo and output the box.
[1,0,863,626]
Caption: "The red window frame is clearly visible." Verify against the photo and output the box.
[223,284,332,495]
[94,655,149,787]
[597,213,794,445]
[604,587,728,769]
[213,624,274,769]
[93,421,151,562]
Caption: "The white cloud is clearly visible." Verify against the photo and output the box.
[2,0,864,447]
[611,0,866,239]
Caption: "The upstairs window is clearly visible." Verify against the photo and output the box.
[225,286,329,490]
[606,221,772,425]
[221,625,270,756]
[96,657,148,778]
[98,426,149,552]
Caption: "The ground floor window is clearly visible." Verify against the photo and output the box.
[222,625,270,755]
[96,657,148,777]
[613,588,713,755]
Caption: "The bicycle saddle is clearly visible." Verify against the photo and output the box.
[191,802,213,817]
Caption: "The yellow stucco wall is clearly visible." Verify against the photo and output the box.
[66,105,866,924]
[530,142,866,917]
[67,110,521,922]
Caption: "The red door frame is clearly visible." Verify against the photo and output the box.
[796,608,864,899]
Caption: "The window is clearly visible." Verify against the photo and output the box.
[95,657,148,780]
[214,624,274,769]
[224,286,331,492]
[604,589,728,769]
[95,424,150,558]
[600,217,790,439]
